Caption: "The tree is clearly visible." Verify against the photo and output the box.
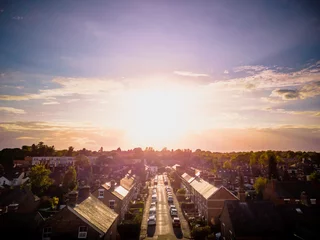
[29,165,53,195]
[75,155,90,169]
[309,171,320,182]
[67,146,74,156]
[191,226,211,240]
[223,160,231,169]
[259,152,269,166]
[253,177,268,195]
[268,153,278,180]
[250,152,258,166]
[62,166,77,192]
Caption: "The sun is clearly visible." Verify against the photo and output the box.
[126,88,188,148]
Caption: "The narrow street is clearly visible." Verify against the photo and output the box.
[141,174,184,240]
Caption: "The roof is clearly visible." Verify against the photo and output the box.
[120,176,135,190]
[101,182,129,200]
[182,173,195,183]
[190,178,219,199]
[275,181,320,199]
[223,200,284,237]
[69,194,118,234]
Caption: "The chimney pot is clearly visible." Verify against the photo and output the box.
[68,191,78,207]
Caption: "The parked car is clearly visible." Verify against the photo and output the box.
[149,207,156,216]
[169,205,176,211]
[152,195,157,203]
[168,196,173,204]
[170,208,178,218]
[150,202,156,208]
[148,215,156,226]
[172,217,181,227]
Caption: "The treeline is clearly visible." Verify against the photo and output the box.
[1,142,320,170]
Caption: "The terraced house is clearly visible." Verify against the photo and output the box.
[181,172,238,224]
[92,174,137,221]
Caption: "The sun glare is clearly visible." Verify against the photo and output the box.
[126,88,188,148]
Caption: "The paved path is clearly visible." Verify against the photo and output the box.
[140,174,191,240]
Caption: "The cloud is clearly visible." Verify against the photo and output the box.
[12,16,23,20]
[264,108,320,117]
[0,121,126,150]
[0,77,123,101]
[42,101,60,105]
[270,89,300,100]
[233,65,267,73]
[0,107,26,114]
[173,71,209,77]
[16,136,37,140]
[66,98,80,103]
[224,70,229,74]
[268,81,320,101]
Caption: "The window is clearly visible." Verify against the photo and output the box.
[109,200,115,210]
[42,227,52,240]
[78,226,88,239]
[311,199,316,205]
[98,190,104,198]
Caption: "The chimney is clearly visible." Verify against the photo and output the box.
[300,191,308,206]
[7,203,19,213]
[110,180,116,191]
[78,186,90,201]
[68,191,78,207]
[238,173,246,202]
[213,177,223,187]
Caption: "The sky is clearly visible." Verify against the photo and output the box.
[0,0,320,152]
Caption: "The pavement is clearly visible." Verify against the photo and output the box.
[140,174,191,240]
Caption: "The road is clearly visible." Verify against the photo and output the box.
[146,174,183,239]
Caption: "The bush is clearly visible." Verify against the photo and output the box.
[181,202,195,210]
[191,225,211,240]
[130,201,144,209]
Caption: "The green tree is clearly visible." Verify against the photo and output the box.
[50,196,59,210]
[223,160,231,169]
[67,146,74,156]
[253,177,268,195]
[29,165,53,195]
[309,171,320,182]
[268,152,278,180]
[250,152,258,166]
[191,226,211,240]
[75,154,90,169]
[62,166,77,191]
[259,152,269,166]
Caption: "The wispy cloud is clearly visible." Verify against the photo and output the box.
[224,70,229,74]
[173,71,209,77]
[66,98,80,103]
[0,77,123,101]
[233,65,267,73]
[43,101,60,105]
[12,16,23,20]
[0,107,26,114]
[16,136,36,140]
[270,89,300,100]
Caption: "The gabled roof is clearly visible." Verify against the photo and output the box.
[101,182,129,200]
[69,194,118,234]
[223,200,284,237]
[190,178,218,199]
[120,176,135,191]
[181,173,195,183]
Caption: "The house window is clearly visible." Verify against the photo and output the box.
[109,200,115,210]
[78,226,88,239]
[311,199,316,205]
[98,190,104,198]
[42,227,52,240]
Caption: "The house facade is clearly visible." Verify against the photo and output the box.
[180,172,238,224]
[41,193,118,240]
[92,176,136,221]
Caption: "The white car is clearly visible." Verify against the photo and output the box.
[148,215,156,226]
[150,202,156,208]
[149,207,156,216]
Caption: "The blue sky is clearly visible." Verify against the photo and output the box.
[0,0,320,151]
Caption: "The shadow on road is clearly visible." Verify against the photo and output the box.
[147,225,156,237]
[173,227,183,239]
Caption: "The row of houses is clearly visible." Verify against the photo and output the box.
[0,170,139,240]
[180,172,239,224]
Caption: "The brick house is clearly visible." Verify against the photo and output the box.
[41,191,118,240]
[92,176,136,221]
[220,200,285,240]
[263,180,320,205]
[181,172,238,224]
